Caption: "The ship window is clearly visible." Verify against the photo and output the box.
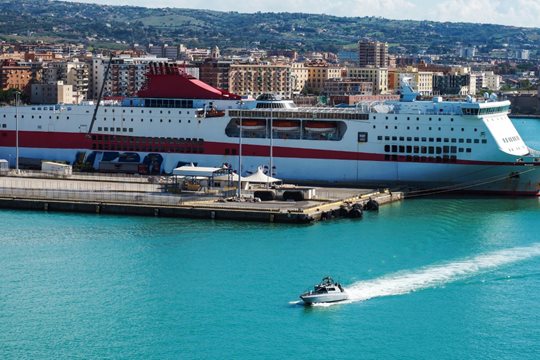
[421,146,427,154]
[474,139,479,144]
[406,146,412,153]
[98,127,102,131]
[450,146,457,153]
[416,117,419,121]
[385,126,388,129]
[466,148,472,153]
[394,116,398,120]
[481,139,487,144]
[392,136,397,141]
[407,137,412,141]
[459,139,464,143]
[436,147,442,154]
[444,138,449,142]
[392,145,397,152]
[413,146,419,154]
[443,146,449,153]
[116,128,121,132]
[394,126,398,130]
[466,139,471,143]
[104,127,108,131]
[407,117,410,120]
[429,147,434,154]
[399,145,405,152]
[378,136,383,141]
[459,148,464,152]
[451,138,456,143]
[385,116,388,120]
[399,137,404,141]
[421,137,426,141]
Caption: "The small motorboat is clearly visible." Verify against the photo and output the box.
[299,276,348,305]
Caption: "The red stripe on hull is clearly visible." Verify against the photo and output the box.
[1,130,538,167]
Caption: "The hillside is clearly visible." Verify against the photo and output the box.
[0,0,539,54]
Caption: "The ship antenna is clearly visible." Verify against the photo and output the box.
[87,52,114,137]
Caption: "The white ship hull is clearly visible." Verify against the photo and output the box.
[0,99,538,195]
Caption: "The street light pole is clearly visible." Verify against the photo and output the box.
[268,106,273,189]
[15,91,20,174]
[237,101,243,198]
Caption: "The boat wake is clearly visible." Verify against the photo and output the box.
[304,243,540,307]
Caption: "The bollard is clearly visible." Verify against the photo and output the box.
[154,208,159,217]
[210,211,215,219]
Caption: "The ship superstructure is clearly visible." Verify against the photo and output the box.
[0,65,538,195]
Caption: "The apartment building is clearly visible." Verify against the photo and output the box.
[344,67,389,94]
[304,64,342,94]
[358,39,388,67]
[0,60,33,92]
[228,63,292,98]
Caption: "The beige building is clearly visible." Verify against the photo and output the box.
[304,64,342,94]
[323,78,373,96]
[44,60,90,102]
[389,67,433,96]
[31,81,75,104]
[290,62,308,95]
[344,67,389,94]
[484,71,502,91]
[228,63,292,98]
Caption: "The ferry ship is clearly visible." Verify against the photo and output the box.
[0,63,539,195]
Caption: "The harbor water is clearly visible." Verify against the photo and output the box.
[0,119,539,359]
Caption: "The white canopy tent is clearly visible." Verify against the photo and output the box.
[243,166,282,184]
[172,165,224,177]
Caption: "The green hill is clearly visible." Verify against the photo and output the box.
[0,0,538,54]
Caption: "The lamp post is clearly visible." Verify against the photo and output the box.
[237,101,243,198]
[15,91,20,174]
[268,105,273,189]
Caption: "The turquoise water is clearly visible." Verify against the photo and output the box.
[1,198,539,359]
[0,118,539,359]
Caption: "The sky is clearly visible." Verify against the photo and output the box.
[64,0,540,28]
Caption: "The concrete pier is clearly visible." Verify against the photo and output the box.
[0,172,403,223]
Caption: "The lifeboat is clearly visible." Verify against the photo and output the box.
[272,120,300,132]
[304,121,337,133]
[239,119,266,131]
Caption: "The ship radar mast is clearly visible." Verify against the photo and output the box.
[399,77,419,102]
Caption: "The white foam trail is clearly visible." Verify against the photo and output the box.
[340,243,540,304]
